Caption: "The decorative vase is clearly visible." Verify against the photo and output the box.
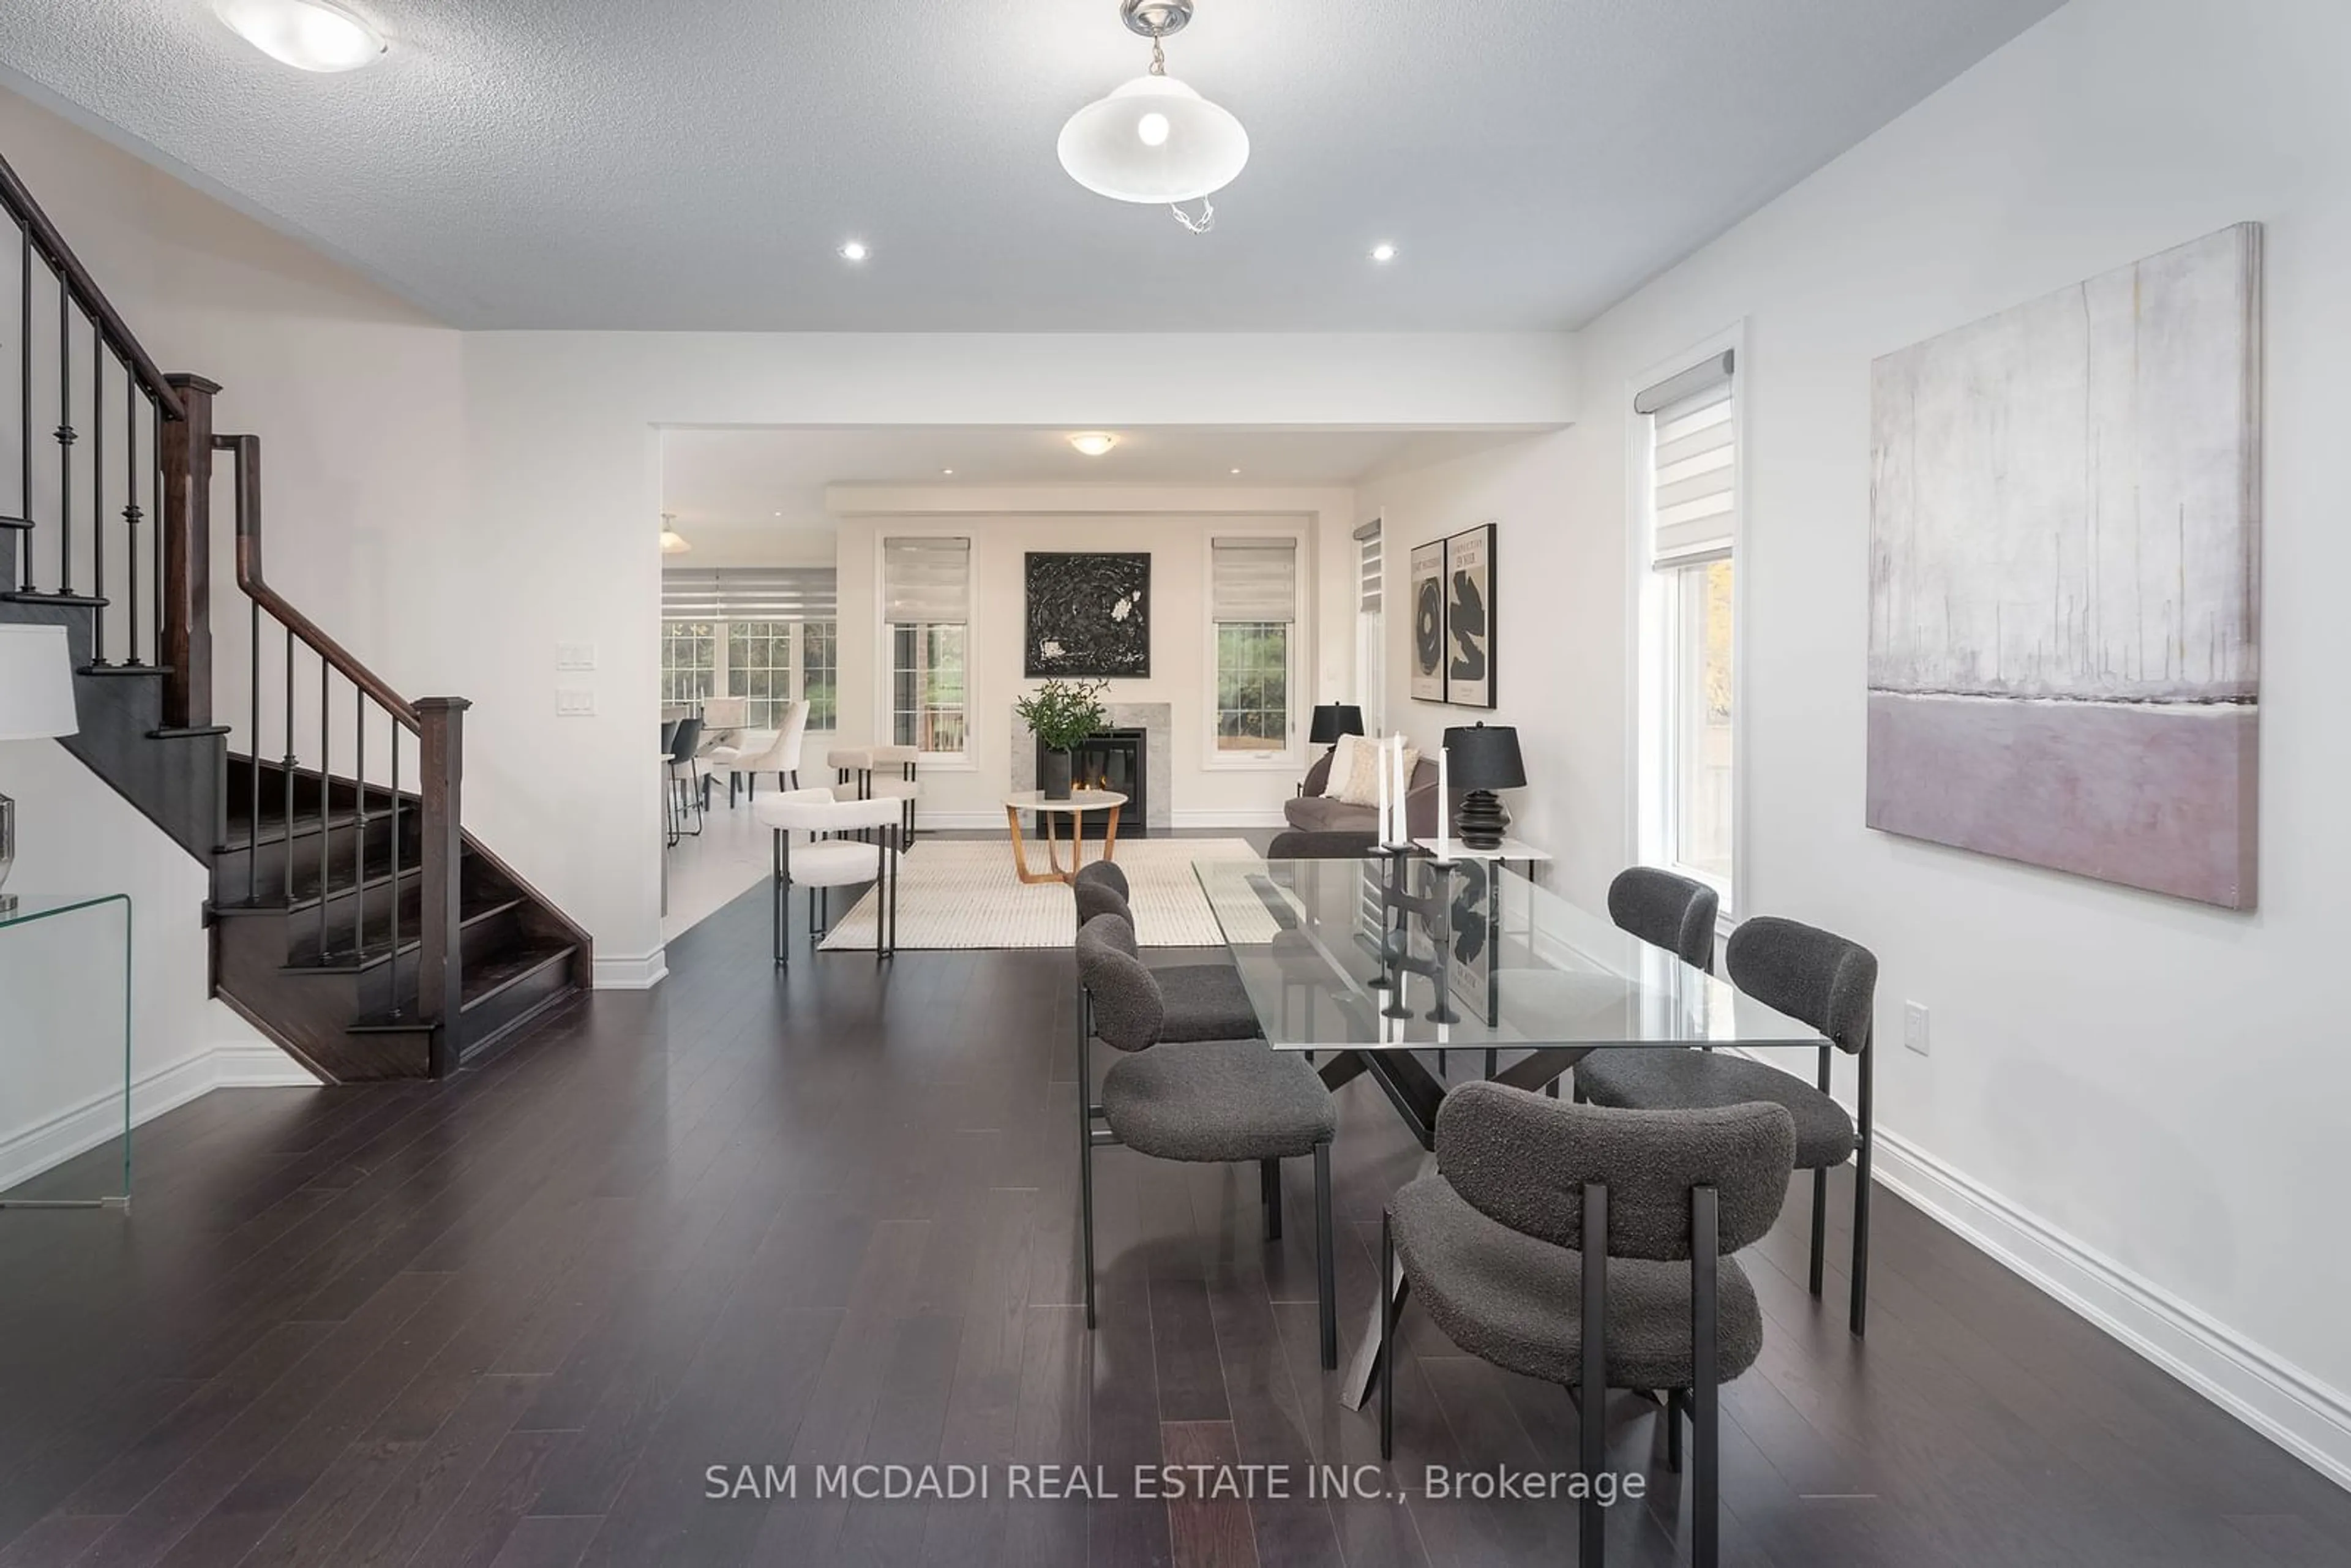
[1041,749,1074,800]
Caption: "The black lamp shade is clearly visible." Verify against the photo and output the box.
[1443,722,1526,790]
[1310,703,1366,745]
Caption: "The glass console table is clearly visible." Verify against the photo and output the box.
[0,893,133,1209]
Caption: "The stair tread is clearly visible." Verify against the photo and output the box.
[344,940,577,1032]
[222,803,408,851]
[78,663,167,678]
[280,891,525,972]
[5,589,107,607]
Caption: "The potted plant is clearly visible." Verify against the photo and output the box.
[1017,678,1109,800]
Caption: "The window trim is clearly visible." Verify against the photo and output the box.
[1355,516,1385,737]
[1201,529,1307,772]
[1628,323,1747,925]
[875,531,975,766]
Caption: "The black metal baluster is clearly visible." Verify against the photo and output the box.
[122,375,141,664]
[89,320,104,661]
[17,225,31,591]
[319,655,331,959]
[249,597,260,904]
[151,400,163,659]
[354,685,366,958]
[54,274,72,595]
[389,722,402,1015]
[283,623,296,904]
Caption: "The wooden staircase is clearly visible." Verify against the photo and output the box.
[0,150,587,1081]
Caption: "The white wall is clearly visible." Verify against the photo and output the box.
[823,486,1355,825]
[458,335,1576,986]
[1368,0,2351,1483]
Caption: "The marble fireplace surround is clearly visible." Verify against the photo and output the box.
[1008,703,1172,830]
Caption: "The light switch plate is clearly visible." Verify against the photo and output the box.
[556,688,597,717]
[1903,1001,1930,1056]
[556,641,598,671]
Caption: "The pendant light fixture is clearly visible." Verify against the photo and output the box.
[659,514,691,555]
[1058,0,1248,234]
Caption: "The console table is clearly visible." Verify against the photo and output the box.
[0,892,132,1210]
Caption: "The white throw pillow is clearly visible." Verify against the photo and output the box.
[1328,733,1419,809]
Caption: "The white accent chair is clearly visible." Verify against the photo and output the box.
[828,742,922,844]
[709,700,811,807]
[755,787,902,966]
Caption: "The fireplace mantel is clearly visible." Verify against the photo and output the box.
[1009,702,1172,830]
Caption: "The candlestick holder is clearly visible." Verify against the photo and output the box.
[1371,851,1460,1024]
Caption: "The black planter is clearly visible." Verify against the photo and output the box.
[1041,748,1074,800]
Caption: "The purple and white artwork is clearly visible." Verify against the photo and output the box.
[1865,223,2262,908]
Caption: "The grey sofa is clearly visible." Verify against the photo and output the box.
[1283,751,1440,838]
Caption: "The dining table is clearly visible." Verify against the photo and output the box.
[1193,850,1831,1409]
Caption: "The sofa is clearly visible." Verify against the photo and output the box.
[1283,751,1440,839]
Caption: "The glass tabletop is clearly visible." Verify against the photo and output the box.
[0,891,129,929]
[1193,856,1826,1052]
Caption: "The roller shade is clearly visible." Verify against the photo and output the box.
[1355,521,1382,613]
[1212,538,1298,623]
[882,537,971,622]
[1640,351,1736,568]
[661,568,838,621]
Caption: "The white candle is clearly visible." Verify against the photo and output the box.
[1375,734,1391,844]
[1437,745,1451,857]
[1392,735,1408,845]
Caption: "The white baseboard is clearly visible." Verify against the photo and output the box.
[0,1041,320,1196]
[594,947,668,989]
[1870,1127,2351,1491]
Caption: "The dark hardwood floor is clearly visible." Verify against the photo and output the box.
[5,874,2349,1567]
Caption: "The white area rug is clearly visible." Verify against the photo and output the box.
[818,837,1271,950]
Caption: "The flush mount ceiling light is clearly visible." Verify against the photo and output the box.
[838,239,870,261]
[212,0,386,72]
[1069,432,1119,457]
[1058,0,1248,234]
[659,514,691,555]
[1370,242,1398,263]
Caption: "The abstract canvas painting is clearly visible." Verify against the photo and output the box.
[1866,223,2261,908]
[1409,539,1447,702]
[1024,552,1150,678]
[1444,523,1496,708]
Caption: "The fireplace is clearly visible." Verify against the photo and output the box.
[1037,728,1147,839]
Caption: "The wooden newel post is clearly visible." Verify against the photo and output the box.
[416,696,470,1078]
[159,373,220,731]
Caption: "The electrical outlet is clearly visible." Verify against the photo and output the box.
[1903,1001,1930,1056]
[556,688,597,718]
[555,641,598,671]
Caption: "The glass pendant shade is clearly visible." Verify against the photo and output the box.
[1058,75,1249,204]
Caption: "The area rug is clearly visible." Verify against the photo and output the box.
[817,837,1271,950]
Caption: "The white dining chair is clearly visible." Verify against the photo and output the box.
[755,787,902,966]
[709,699,810,806]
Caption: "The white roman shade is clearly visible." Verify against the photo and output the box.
[1355,520,1382,613]
[1211,538,1297,623]
[1639,350,1736,568]
[882,537,972,623]
[661,568,838,621]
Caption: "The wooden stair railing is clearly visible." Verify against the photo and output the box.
[1,148,588,1079]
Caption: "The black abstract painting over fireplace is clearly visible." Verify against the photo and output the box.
[1024,552,1152,678]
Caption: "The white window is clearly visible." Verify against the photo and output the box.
[1209,537,1300,761]
[882,538,972,757]
[1638,349,1738,901]
[1355,520,1385,733]
[660,568,840,730]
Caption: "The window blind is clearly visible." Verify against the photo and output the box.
[1355,520,1382,613]
[1639,350,1736,568]
[882,538,972,623]
[1211,538,1298,623]
[661,568,838,621]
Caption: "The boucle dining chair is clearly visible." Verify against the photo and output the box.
[1074,910,1338,1369]
[1382,1084,1796,1568]
[1069,863,1261,1043]
[708,699,809,806]
[755,787,902,966]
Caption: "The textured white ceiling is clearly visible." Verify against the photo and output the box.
[0,0,2060,330]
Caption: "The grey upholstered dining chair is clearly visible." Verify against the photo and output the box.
[1577,915,1879,1335]
[1608,866,1720,972]
[1070,862,1262,1042]
[1074,910,1339,1369]
[1382,1084,1796,1568]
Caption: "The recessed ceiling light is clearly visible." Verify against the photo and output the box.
[1069,432,1118,457]
[773,511,782,517]
[1230,468,1242,475]
[838,239,870,262]
[1370,242,1398,263]
[942,468,956,476]
[213,0,386,72]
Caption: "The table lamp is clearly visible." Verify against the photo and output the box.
[1442,721,1524,850]
[0,625,80,913]
[1308,703,1364,760]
